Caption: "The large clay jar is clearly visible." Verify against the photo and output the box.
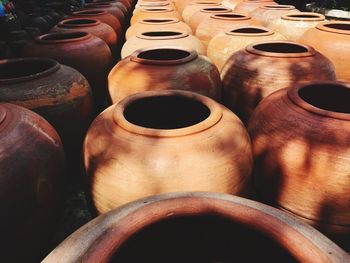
[109,48,221,103]
[22,32,113,111]
[195,13,262,48]
[248,81,350,248]
[188,7,232,31]
[43,192,350,263]
[300,21,350,82]
[125,18,192,40]
[234,0,277,14]
[83,90,252,213]
[182,1,223,24]
[130,7,182,25]
[121,31,206,58]
[268,12,325,41]
[221,41,336,123]
[208,26,285,71]
[0,58,93,170]
[0,103,65,263]
[82,3,125,26]
[251,5,299,27]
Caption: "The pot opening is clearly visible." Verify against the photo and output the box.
[110,215,298,262]
[286,14,320,19]
[62,19,97,25]
[298,84,350,114]
[40,32,88,41]
[137,48,191,61]
[124,95,210,129]
[253,42,308,53]
[202,7,230,11]
[141,31,182,37]
[144,8,168,11]
[142,19,173,23]
[263,5,293,9]
[323,23,350,31]
[214,14,246,18]
[231,27,268,33]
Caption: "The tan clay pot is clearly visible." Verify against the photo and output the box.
[300,21,350,82]
[188,7,232,31]
[195,13,262,48]
[182,1,223,24]
[130,7,182,25]
[251,5,299,26]
[125,18,192,40]
[221,41,336,123]
[234,0,277,14]
[207,26,285,71]
[42,192,350,263]
[248,81,350,245]
[83,90,252,213]
[121,30,205,58]
[109,48,221,103]
[268,12,325,41]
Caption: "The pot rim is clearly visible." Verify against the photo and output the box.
[316,21,350,35]
[281,12,325,22]
[192,1,221,5]
[84,2,113,7]
[200,7,231,13]
[0,57,60,84]
[288,81,350,121]
[225,26,274,36]
[246,40,316,58]
[113,90,222,137]
[139,6,174,12]
[139,18,179,24]
[138,1,171,7]
[260,4,296,10]
[136,30,188,40]
[72,10,108,16]
[141,0,168,2]
[36,31,92,44]
[210,13,251,21]
[58,18,101,28]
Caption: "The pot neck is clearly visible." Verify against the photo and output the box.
[260,4,295,10]
[137,31,188,40]
[36,31,92,44]
[282,12,325,22]
[210,13,251,21]
[316,21,350,35]
[226,26,274,37]
[140,7,174,13]
[200,7,231,13]
[72,10,108,17]
[139,18,179,25]
[58,18,100,28]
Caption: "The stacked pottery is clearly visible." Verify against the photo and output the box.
[251,5,299,26]
[188,7,232,31]
[234,0,277,14]
[182,1,223,24]
[130,7,182,24]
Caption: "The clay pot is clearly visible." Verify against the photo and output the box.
[0,103,65,262]
[130,7,182,25]
[69,10,122,38]
[221,41,336,123]
[21,32,113,112]
[125,18,192,40]
[182,1,223,24]
[51,18,118,56]
[188,7,232,31]
[82,3,125,25]
[268,12,325,41]
[195,13,262,48]
[251,5,299,27]
[300,22,350,83]
[83,90,252,213]
[222,0,243,9]
[109,48,221,103]
[121,31,206,58]
[207,26,285,71]
[94,0,132,13]
[234,0,277,14]
[134,0,175,11]
[248,81,350,245]
[0,58,93,169]
[42,192,350,262]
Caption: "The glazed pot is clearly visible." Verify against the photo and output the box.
[121,31,205,58]
[188,7,232,31]
[207,26,285,71]
[248,81,350,245]
[0,58,93,170]
[195,13,262,48]
[300,22,350,82]
[130,7,182,25]
[21,32,113,112]
[93,0,132,13]
[109,48,221,103]
[125,18,192,40]
[234,0,277,14]
[82,3,125,25]
[251,5,299,27]
[268,12,325,41]
[182,1,223,24]
[42,192,350,262]
[0,103,65,262]
[221,41,336,123]
[83,90,252,213]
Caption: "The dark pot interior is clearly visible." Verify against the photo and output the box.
[141,31,182,37]
[324,23,350,31]
[0,59,56,79]
[253,42,308,53]
[231,27,268,34]
[137,48,191,61]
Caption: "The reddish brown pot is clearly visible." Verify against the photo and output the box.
[21,32,113,111]
[182,1,223,24]
[82,3,125,25]
[221,41,336,123]
[234,0,278,14]
[300,22,350,83]
[0,103,65,263]
[251,5,299,26]
[42,192,350,262]
[83,91,252,213]
[248,82,350,248]
[109,48,221,103]
[130,7,182,25]
[188,7,232,31]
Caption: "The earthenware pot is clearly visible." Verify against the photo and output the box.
[130,7,182,25]
[188,7,232,31]
[251,5,299,26]
[234,0,277,14]
[182,1,223,24]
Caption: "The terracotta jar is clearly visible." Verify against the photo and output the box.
[43,192,350,262]
[188,7,232,31]
[22,32,113,111]
[300,21,350,82]
[109,48,221,103]
[0,103,65,263]
[130,7,182,25]
[134,0,175,11]
[121,31,206,58]
[82,3,125,25]
[182,1,223,24]
[69,10,122,38]
[251,5,299,27]
[234,0,277,14]
[93,0,132,13]
[51,18,118,56]
[268,12,325,41]
[221,41,336,123]
[195,13,262,48]
[207,26,285,71]
[248,81,350,244]
[125,18,192,40]
[83,90,252,213]
[222,0,243,9]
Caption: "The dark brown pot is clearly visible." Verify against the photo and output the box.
[82,3,125,26]
[0,103,65,263]
[21,31,113,112]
